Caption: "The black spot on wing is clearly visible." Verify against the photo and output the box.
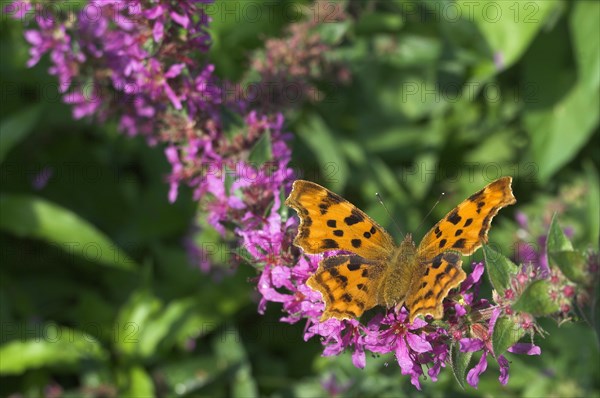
[361,269,369,277]
[341,293,353,302]
[344,209,364,226]
[326,191,344,204]
[327,220,336,228]
[322,239,339,249]
[336,274,348,286]
[443,252,461,264]
[468,189,484,202]
[464,218,473,227]
[351,239,362,248]
[431,254,443,269]
[319,203,329,215]
[447,210,462,225]
[370,226,377,234]
[453,238,466,249]
[435,226,442,238]
[363,231,371,239]
[347,261,361,271]
[333,230,344,237]
[424,291,434,299]
[455,229,463,236]
[439,239,447,249]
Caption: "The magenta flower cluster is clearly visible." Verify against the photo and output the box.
[7,0,218,139]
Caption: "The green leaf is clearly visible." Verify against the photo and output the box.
[449,342,472,390]
[571,1,600,91]
[355,13,403,35]
[0,104,43,163]
[492,316,524,357]
[0,195,136,270]
[546,214,587,282]
[483,244,518,294]
[296,115,349,192]
[213,327,258,398]
[120,366,155,398]
[549,251,588,284]
[315,21,350,45]
[114,289,161,358]
[0,326,107,375]
[459,0,560,69]
[512,280,560,316]
[525,1,599,182]
[137,298,197,358]
[584,162,600,246]
[248,129,273,166]
[547,213,574,252]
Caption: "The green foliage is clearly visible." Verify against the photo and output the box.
[1,0,599,397]
[449,342,472,390]
[512,280,561,316]
[547,214,588,284]
[492,316,525,357]
[482,244,517,294]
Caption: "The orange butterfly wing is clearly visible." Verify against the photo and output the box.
[417,176,516,260]
[307,255,386,320]
[285,180,395,260]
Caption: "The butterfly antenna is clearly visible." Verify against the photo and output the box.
[375,192,404,238]
[415,192,445,234]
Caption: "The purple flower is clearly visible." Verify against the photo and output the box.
[460,308,541,388]
[364,310,435,390]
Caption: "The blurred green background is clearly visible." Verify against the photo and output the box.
[0,0,599,397]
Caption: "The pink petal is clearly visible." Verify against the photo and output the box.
[395,339,414,374]
[508,343,541,355]
[459,338,485,352]
[498,355,509,385]
[165,63,186,78]
[466,351,488,388]
[352,345,366,369]
[24,30,42,45]
[153,20,164,42]
[406,333,432,353]
[170,11,189,28]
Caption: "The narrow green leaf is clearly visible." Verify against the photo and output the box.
[547,213,574,252]
[0,326,107,375]
[138,298,197,358]
[512,280,560,316]
[296,115,349,192]
[584,162,600,245]
[449,342,472,390]
[114,289,161,358]
[483,244,518,294]
[0,195,136,270]
[0,105,43,163]
[248,129,273,166]
[121,366,155,398]
[492,316,524,357]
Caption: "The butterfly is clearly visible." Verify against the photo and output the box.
[285,177,516,323]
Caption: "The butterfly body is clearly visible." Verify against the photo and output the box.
[381,234,418,308]
[286,177,516,323]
